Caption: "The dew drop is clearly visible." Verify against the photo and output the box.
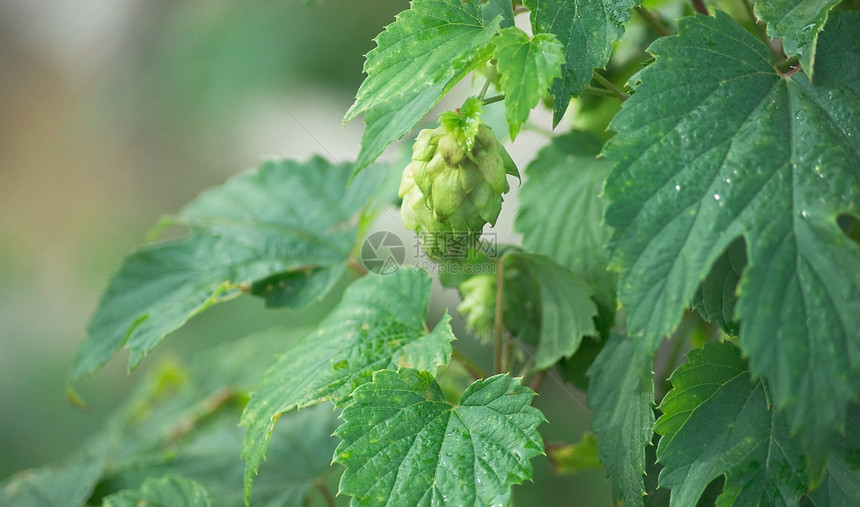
[713,194,721,201]
[675,184,681,191]
[801,210,808,218]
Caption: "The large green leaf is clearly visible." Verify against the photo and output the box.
[603,10,860,464]
[754,0,841,75]
[0,457,103,507]
[102,475,211,507]
[240,269,455,501]
[344,0,502,171]
[810,405,860,506]
[586,333,654,507]
[524,0,641,125]
[70,157,379,382]
[515,131,616,310]
[493,27,565,139]
[655,341,806,506]
[512,252,597,370]
[102,404,340,507]
[334,369,545,505]
[91,328,338,507]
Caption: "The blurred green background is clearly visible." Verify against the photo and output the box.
[0,0,610,504]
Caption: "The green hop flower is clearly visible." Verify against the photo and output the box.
[399,100,518,258]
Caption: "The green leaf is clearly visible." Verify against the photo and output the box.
[586,333,654,507]
[493,27,565,139]
[481,0,515,28]
[512,252,597,370]
[70,156,379,383]
[515,130,616,311]
[334,369,545,505]
[345,0,502,171]
[754,0,841,75]
[86,327,336,506]
[0,456,103,507]
[546,432,602,474]
[102,475,211,507]
[603,10,860,465]
[655,341,806,506]
[240,269,455,501]
[690,237,745,336]
[810,405,860,506]
[524,0,641,125]
[102,404,339,507]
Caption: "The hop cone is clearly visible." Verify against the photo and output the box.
[399,101,517,258]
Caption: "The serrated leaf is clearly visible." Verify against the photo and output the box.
[546,432,602,474]
[524,0,641,125]
[515,130,616,311]
[334,369,545,506]
[482,0,515,28]
[810,405,860,506]
[690,237,745,336]
[493,27,565,139]
[102,475,211,507]
[655,341,806,506]
[0,456,103,507]
[103,404,339,507]
[345,0,502,171]
[70,157,380,383]
[754,0,841,75]
[603,10,860,466]
[85,327,336,507]
[512,252,597,370]
[240,269,455,501]
[586,333,654,507]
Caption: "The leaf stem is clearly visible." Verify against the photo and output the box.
[692,0,709,15]
[494,255,507,374]
[634,6,671,37]
[527,369,547,393]
[347,257,369,276]
[452,348,488,379]
[313,480,336,507]
[593,73,630,102]
[478,74,494,101]
[582,85,618,99]
[482,93,506,105]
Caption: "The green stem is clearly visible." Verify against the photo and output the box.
[493,256,507,374]
[482,93,505,105]
[347,257,369,276]
[453,348,488,379]
[593,73,630,102]
[313,480,336,507]
[634,6,671,37]
[478,74,494,101]
[582,85,618,99]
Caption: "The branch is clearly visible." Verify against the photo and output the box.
[692,0,709,16]
[494,255,507,374]
[453,348,488,379]
[634,6,671,37]
[593,73,630,102]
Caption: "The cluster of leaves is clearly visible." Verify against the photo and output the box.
[4,0,859,506]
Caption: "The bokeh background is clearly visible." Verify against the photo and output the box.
[0,1,610,503]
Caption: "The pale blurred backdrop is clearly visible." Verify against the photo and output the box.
[0,1,609,503]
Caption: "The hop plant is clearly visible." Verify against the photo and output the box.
[399,97,518,258]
